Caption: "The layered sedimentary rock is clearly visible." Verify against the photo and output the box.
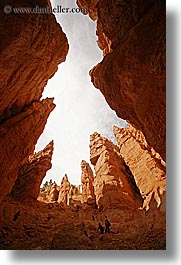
[49,183,59,202]
[78,0,166,160]
[38,181,82,205]
[90,132,142,209]
[38,183,59,203]
[68,184,82,206]
[10,141,54,203]
[0,0,68,122]
[114,125,166,211]
[0,98,55,203]
[81,160,95,202]
[58,174,71,205]
[58,177,82,206]
[0,0,68,203]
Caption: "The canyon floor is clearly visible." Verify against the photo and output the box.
[0,199,166,250]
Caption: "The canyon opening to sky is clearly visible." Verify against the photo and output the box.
[0,0,166,250]
[36,0,127,186]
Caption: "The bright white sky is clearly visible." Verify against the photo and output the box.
[35,0,127,186]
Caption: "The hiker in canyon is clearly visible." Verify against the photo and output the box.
[13,211,20,222]
[98,222,104,234]
[105,216,111,234]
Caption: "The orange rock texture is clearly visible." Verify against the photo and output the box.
[0,98,55,203]
[81,160,95,203]
[10,141,54,203]
[0,189,166,250]
[114,124,166,211]
[38,183,59,203]
[38,177,82,206]
[77,0,98,20]
[0,0,68,122]
[0,0,68,203]
[57,174,71,205]
[78,0,166,161]
[48,183,59,202]
[90,132,142,210]
[0,0,166,250]
[0,130,166,250]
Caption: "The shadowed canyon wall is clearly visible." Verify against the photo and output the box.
[0,0,166,250]
[0,0,68,203]
[10,141,54,203]
[77,0,166,161]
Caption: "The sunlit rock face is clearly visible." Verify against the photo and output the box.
[0,0,69,203]
[113,124,166,212]
[38,183,59,203]
[10,141,54,203]
[0,0,166,250]
[90,132,142,210]
[57,174,71,205]
[0,0,68,122]
[78,0,166,161]
[48,183,59,202]
[81,160,95,203]
[0,130,166,250]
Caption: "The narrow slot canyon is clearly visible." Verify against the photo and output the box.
[0,0,166,250]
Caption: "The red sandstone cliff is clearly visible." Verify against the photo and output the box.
[58,174,71,205]
[78,0,166,161]
[90,132,142,209]
[0,98,55,203]
[0,0,166,250]
[49,183,59,202]
[0,0,69,203]
[38,183,59,203]
[10,141,54,203]
[114,124,166,211]
[0,0,68,122]
[81,160,95,203]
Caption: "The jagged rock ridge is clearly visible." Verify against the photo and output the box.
[0,127,166,250]
[0,0,69,203]
[81,160,95,203]
[113,124,166,211]
[78,0,166,161]
[90,132,142,210]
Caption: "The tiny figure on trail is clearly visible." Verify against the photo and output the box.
[98,222,104,234]
[13,210,20,222]
[105,216,111,234]
[145,210,148,216]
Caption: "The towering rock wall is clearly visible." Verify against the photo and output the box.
[114,125,166,211]
[0,98,55,203]
[10,141,54,203]
[90,132,142,209]
[0,0,69,203]
[0,0,68,122]
[78,0,166,161]
[81,160,95,202]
